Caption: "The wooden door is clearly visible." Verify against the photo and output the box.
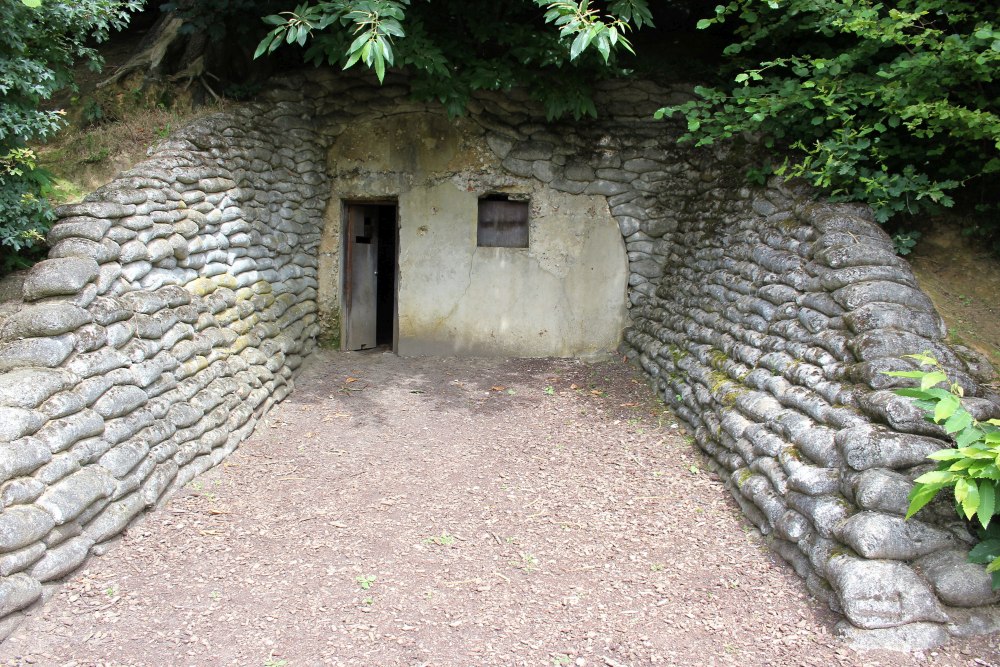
[345,205,379,350]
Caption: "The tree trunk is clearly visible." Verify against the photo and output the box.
[99,10,193,88]
[100,2,277,102]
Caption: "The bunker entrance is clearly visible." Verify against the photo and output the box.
[343,201,398,351]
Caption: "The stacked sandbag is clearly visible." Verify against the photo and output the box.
[617,177,1000,645]
[432,76,1000,645]
[0,68,996,648]
[0,91,327,638]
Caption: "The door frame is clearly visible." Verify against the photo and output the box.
[340,198,399,353]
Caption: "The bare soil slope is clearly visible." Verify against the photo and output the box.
[910,226,1000,372]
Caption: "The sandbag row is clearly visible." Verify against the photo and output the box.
[0,97,328,638]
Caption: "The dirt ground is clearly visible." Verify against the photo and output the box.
[910,226,1000,371]
[1,352,998,667]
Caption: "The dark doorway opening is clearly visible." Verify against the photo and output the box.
[343,201,397,351]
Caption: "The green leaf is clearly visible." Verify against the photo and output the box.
[927,448,966,461]
[569,29,591,60]
[893,388,933,400]
[920,371,949,390]
[944,409,974,435]
[344,48,362,69]
[254,33,275,59]
[959,446,996,460]
[950,458,976,471]
[904,352,938,366]
[969,539,1000,563]
[934,394,961,423]
[262,14,286,26]
[958,478,981,520]
[696,19,712,29]
[906,483,943,519]
[914,470,958,485]
[978,483,996,530]
[957,427,985,447]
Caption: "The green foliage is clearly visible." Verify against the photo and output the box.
[969,523,1000,589]
[542,1,638,63]
[885,353,1000,587]
[657,1,1000,225]
[0,0,143,275]
[891,229,921,256]
[0,148,54,274]
[253,0,651,118]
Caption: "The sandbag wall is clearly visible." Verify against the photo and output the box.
[0,68,996,647]
[434,79,1000,643]
[0,95,327,637]
[619,183,1000,643]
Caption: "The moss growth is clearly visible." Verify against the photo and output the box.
[736,468,755,486]
[709,370,745,406]
[835,497,854,511]
[47,176,87,204]
[708,348,730,370]
[666,344,687,366]
[776,215,803,233]
[318,307,342,349]
[708,370,730,393]
[828,546,859,560]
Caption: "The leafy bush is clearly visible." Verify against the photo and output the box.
[891,229,921,256]
[248,1,1000,233]
[252,0,652,119]
[886,353,1000,587]
[0,148,54,274]
[0,0,142,276]
[656,1,1000,226]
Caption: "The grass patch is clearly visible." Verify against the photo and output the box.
[33,78,229,206]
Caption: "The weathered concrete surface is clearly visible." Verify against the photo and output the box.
[322,112,627,358]
[397,184,626,357]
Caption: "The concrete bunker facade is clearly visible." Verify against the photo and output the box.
[0,70,997,646]
[317,110,627,358]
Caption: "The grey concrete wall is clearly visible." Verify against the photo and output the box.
[319,108,627,357]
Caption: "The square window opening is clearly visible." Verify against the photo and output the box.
[478,194,529,248]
